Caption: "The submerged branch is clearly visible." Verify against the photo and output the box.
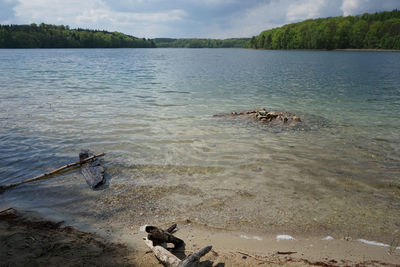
[0,153,105,194]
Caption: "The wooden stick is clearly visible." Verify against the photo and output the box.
[0,208,14,214]
[146,225,184,248]
[0,153,105,193]
[179,245,212,267]
[277,251,297,255]
[165,223,177,233]
[144,237,212,267]
[237,251,275,264]
[144,237,181,267]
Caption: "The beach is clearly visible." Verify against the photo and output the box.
[1,208,399,266]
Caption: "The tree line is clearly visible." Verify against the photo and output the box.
[0,23,155,48]
[247,9,400,50]
[2,10,399,50]
[0,23,246,49]
[153,38,249,48]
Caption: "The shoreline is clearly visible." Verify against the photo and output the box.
[335,48,400,52]
[1,47,399,51]
[248,48,400,52]
[117,220,400,266]
[1,208,399,266]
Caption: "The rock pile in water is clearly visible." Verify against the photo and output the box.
[216,108,302,126]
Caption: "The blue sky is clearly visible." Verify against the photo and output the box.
[1,0,399,38]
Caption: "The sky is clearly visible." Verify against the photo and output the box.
[0,0,399,39]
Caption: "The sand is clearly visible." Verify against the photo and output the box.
[0,208,135,267]
[1,208,399,266]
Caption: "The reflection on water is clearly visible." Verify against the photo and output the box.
[0,49,399,242]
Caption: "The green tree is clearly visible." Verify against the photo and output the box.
[246,9,400,50]
[0,23,155,48]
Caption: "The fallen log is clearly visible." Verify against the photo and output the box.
[144,237,212,267]
[144,237,182,267]
[0,208,14,214]
[165,223,177,233]
[144,224,212,266]
[0,152,105,194]
[179,245,212,266]
[146,225,184,248]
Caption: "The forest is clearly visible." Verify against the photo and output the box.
[153,38,248,48]
[0,23,155,48]
[1,10,400,50]
[247,9,400,50]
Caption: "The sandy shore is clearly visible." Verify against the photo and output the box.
[1,208,399,266]
[0,208,136,266]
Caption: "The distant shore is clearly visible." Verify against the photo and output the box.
[1,208,398,266]
[335,48,400,52]
[247,48,400,52]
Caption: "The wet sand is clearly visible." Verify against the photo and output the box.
[124,221,400,266]
[2,208,399,266]
[0,208,136,266]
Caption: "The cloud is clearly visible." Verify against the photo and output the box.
[11,0,187,37]
[341,0,400,16]
[208,1,288,38]
[286,0,329,21]
[341,0,360,16]
[2,0,400,38]
[0,0,18,23]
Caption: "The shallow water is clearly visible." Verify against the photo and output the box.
[0,49,399,241]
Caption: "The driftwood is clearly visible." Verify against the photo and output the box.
[0,208,14,214]
[146,225,184,248]
[165,223,177,233]
[179,246,212,267]
[144,238,212,267]
[236,251,275,264]
[144,237,182,267]
[79,150,105,189]
[277,251,297,255]
[144,224,212,267]
[0,152,105,194]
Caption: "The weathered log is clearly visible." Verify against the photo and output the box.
[179,245,212,267]
[79,150,105,188]
[0,153,105,194]
[144,237,182,267]
[165,223,177,233]
[146,225,184,248]
[144,237,213,267]
[0,208,14,214]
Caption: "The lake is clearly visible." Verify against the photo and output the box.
[0,48,399,241]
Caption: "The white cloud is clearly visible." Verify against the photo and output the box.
[286,0,329,22]
[341,0,363,16]
[12,0,187,37]
[216,0,336,38]
[207,0,288,38]
[341,0,400,16]
[4,0,400,38]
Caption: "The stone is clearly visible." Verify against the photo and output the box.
[215,108,304,127]
[79,150,105,189]
[258,110,267,116]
